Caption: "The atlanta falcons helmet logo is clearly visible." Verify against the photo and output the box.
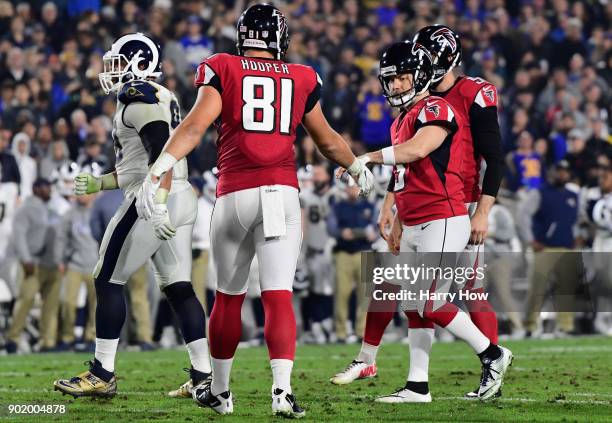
[430,27,457,53]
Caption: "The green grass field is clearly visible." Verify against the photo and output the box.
[1,336,611,422]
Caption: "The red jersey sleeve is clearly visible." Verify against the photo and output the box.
[415,97,458,133]
[194,53,224,93]
[473,83,498,109]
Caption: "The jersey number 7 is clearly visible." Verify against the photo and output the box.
[242,76,294,135]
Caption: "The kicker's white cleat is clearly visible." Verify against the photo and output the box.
[478,345,513,401]
[330,360,377,385]
[375,386,432,403]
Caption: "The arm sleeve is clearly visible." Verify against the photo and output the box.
[122,102,171,164]
[139,121,171,164]
[304,72,323,114]
[194,58,223,94]
[387,174,395,192]
[469,104,504,197]
[12,209,32,262]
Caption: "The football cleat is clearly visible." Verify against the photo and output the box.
[465,387,502,399]
[53,360,117,398]
[478,345,513,401]
[375,385,432,403]
[272,387,306,419]
[330,360,377,385]
[168,368,212,398]
[192,382,233,415]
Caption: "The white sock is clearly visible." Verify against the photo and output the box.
[270,358,293,394]
[95,338,119,372]
[444,311,490,354]
[357,342,379,365]
[407,328,434,382]
[186,339,211,374]
[211,357,233,395]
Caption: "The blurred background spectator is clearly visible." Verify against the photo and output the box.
[0,0,611,352]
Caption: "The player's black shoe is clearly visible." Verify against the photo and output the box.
[192,382,233,415]
[272,387,306,418]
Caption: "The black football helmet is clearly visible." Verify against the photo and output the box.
[378,41,434,108]
[413,25,462,84]
[236,3,290,60]
[99,32,162,94]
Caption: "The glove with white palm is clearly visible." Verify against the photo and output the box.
[347,156,375,197]
[150,188,176,240]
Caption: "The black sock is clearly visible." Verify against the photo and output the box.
[90,359,114,382]
[190,367,210,385]
[163,282,206,344]
[94,278,126,339]
[405,381,429,395]
[478,343,502,362]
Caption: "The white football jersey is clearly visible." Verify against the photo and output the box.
[113,79,188,194]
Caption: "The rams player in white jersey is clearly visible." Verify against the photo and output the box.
[54,33,211,399]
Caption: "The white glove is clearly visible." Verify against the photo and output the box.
[347,157,375,198]
[136,173,161,220]
[150,202,176,240]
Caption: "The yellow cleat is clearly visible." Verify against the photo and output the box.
[168,367,211,399]
[53,361,117,399]
[168,379,193,398]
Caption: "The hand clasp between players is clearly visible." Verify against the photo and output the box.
[336,155,375,197]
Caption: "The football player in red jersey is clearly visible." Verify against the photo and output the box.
[334,41,512,403]
[413,24,505,399]
[136,3,374,418]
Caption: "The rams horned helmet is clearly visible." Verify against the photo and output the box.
[99,32,162,94]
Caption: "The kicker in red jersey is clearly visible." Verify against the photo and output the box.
[391,96,468,226]
[194,53,321,197]
[435,76,498,203]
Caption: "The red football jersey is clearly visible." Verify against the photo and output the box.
[194,53,321,197]
[391,96,468,226]
[436,76,498,203]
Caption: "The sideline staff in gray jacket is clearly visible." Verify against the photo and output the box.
[56,193,99,347]
[5,178,62,353]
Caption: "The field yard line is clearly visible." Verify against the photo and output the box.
[2,388,609,405]
[0,387,166,396]
[528,346,612,353]
[567,392,612,398]
[429,396,610,405]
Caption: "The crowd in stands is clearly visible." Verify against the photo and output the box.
[0,0,610,352]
